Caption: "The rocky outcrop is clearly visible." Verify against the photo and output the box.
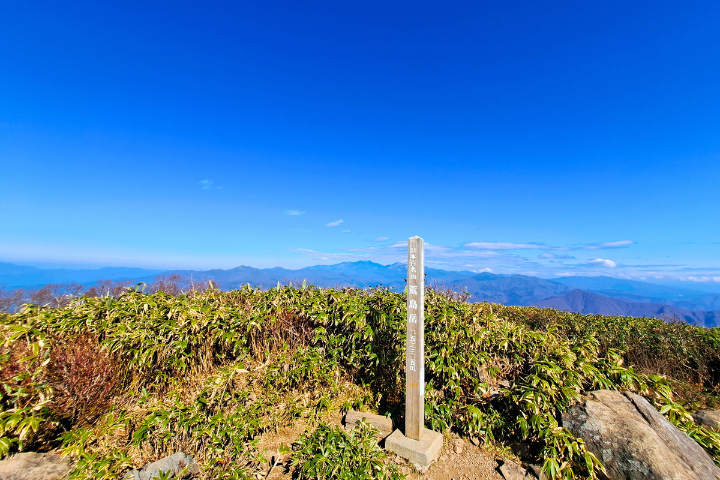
[125,452,200,480]
[694,410,720,431]
[562,390,720,480]
[0,452,73,480]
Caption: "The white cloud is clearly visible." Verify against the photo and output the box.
[539,252,575,260]
[198,179,221,190]
[284,210,306,216]
[342,229,351,233]
[326,219,344,227]
[584,240,635,250]
[464,242,553,250]
[587,258,617,268]
[373,237,390,242]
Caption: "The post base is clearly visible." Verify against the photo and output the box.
[384,428,443,467]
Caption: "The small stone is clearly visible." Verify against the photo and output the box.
[453,438,464,454]
[470,436,480,446]
[440,455,448,461]
[344,410,393,440]
[498,458,531,480]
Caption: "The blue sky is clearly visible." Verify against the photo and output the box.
[1,0,719,285]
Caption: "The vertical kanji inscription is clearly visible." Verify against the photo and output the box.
[406,236,424,441]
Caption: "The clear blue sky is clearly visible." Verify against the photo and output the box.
[1,1,719,285]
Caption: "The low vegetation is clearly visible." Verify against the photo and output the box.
[1,283,720,479]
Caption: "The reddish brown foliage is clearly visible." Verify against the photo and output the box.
[45,334,121,427]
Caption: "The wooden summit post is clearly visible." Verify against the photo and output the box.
[405,236,424,441]
[385,236,442,467]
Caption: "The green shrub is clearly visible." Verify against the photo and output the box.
[291,421,404,480]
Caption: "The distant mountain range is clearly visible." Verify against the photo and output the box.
[2,260,719,327]
[535,289,720,328]
[0,262,164,288]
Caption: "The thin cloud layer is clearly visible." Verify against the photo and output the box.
[465,240,635,251]
[198,179,221,190]
[284,210,306,216]
[539,252,575,260]
[584,240,635,250]
[326,219,344,227]
[683,276,720,283]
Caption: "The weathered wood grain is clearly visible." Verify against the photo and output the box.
[406,236,424,441]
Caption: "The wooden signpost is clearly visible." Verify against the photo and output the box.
[385,235,442,467]
[405,236,425,441]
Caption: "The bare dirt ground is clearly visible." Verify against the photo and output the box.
[257,412,504,480]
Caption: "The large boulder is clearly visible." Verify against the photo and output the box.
[562,390,720,480]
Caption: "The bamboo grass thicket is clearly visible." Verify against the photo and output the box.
[1,285,720,479]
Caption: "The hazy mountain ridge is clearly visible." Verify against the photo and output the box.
[447,274,570,306]
[2,260,718,326]
[535,289,720,328]
[552,276,704,300]
[0,262,164,289]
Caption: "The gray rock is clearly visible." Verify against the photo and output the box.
[0,452,73,480]
[694,410,720,431]
[344,410,393,440]
[562,389,720,480]
[125,452,200,480]
[498,458,533,480]
[529,464,548,480]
